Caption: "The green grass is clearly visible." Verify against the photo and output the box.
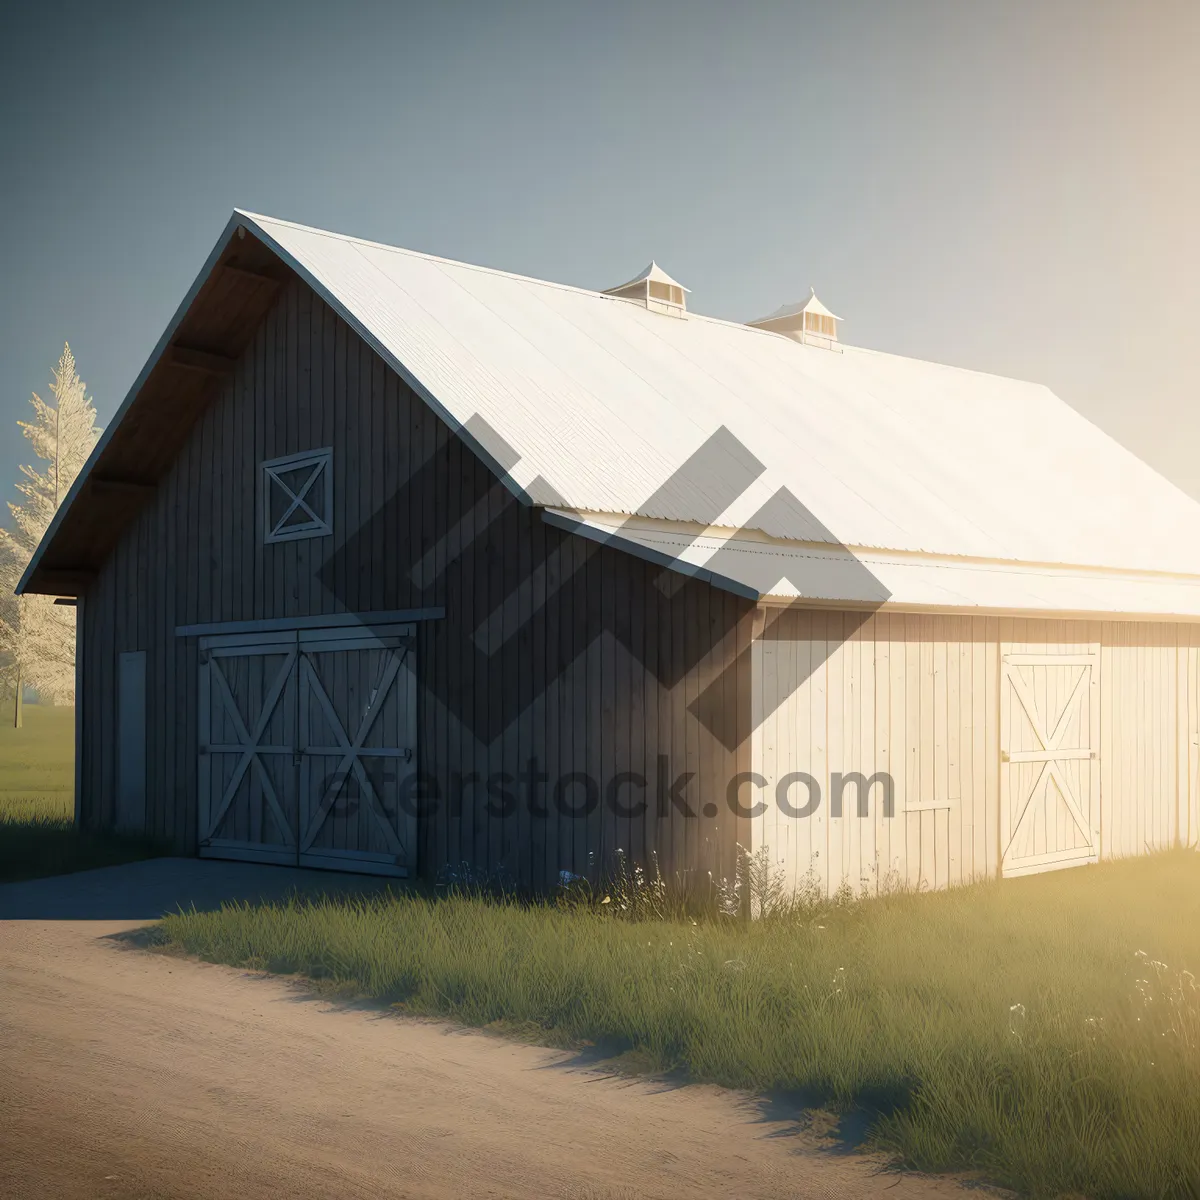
[160,851,1200,1199]
[0,703,76,821]
[0,705,164,882]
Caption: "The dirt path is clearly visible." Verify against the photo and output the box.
[0,919,970,1200]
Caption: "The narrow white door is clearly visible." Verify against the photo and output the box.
[1000,648,1100,876]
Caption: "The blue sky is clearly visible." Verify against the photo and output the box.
[2,0,1197,511]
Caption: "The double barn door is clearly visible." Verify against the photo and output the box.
[198,624,417,876]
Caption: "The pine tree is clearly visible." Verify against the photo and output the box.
[0,344,101,724]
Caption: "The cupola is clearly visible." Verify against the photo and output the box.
[602,262,688,318]
[747,289,842,349]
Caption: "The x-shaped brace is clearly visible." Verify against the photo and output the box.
[1005,663,1094,856]
[298,650,407,855]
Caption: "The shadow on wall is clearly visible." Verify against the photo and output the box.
[319,419,891,754]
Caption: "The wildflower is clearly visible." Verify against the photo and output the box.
[1009,1003,1027,1041]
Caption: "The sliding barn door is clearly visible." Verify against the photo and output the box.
[1000,647,1100,877]
[297,630,417,874]
[198,624,417,876]
[198,638,300,865]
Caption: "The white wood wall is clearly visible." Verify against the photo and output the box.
[751,611,1200,897]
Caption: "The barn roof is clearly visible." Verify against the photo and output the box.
[20,210,1200,618]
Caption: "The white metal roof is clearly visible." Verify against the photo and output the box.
[749,289,842,325]
[225,213,1200,612]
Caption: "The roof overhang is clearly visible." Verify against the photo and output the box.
[543,509,1200,622]
[18,214,292,596]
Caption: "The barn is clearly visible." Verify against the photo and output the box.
[19,210,1200,896]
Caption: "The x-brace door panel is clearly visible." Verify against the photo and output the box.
[198,624,417,875]
[198,640,299,865]
[298,636,417,875]
[1000,647,1100,877]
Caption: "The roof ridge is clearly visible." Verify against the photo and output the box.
[238,209,663,306]
[238,213,1061,388]
[237,210,793,339]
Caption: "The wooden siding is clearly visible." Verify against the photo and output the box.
[76,278,754,890]
[72,270,1200,895]
[751,612,1200,897]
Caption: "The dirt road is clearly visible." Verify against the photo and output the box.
[0,917,969,1200]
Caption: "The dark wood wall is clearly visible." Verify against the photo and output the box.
[78,278,755,890]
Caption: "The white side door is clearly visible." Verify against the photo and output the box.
[1000,647,1100,876]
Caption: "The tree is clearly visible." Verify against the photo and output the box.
[0,344,101,725]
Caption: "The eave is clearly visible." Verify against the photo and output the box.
[18,219,291,597]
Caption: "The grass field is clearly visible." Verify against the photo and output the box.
[0,704,75,821]
[0,705,163,882]
[160,851,1200,1199]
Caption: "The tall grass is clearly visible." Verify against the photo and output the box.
[161,850,1200,1199]
[0,706,163,882]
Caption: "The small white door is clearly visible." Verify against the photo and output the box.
[198,624,417,875]
[1000,648,1100,876]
